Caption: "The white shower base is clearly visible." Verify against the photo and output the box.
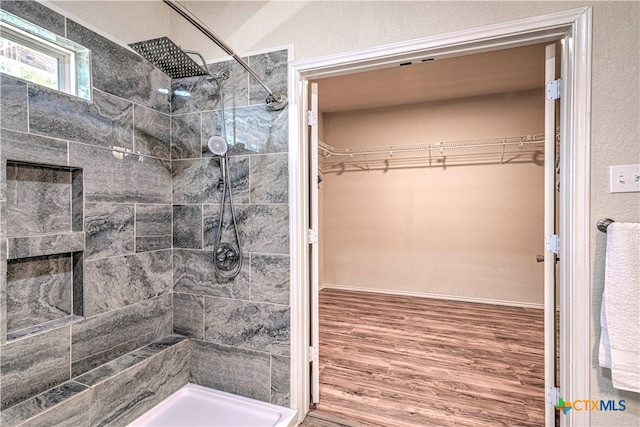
[129,384,296,427]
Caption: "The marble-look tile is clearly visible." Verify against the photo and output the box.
[0,128,68,170]
[84,203,134,260]
[69,142,171,204]
[29,87,133,151]
[0,201,6,345]
[131,334,188,359]
[225,105,288,155]
[227,155,252,203]
[173,293,204,340]
[7,232,84,260]
[66,20,171,113]
[172,158,222,204]
[271,355,291,407]
[184,156,249,211]
[89,339,189,426]
[6,163,72,236]
[204,297,290,356]
[190,340,271,402]
[134,104,170,159]
[6,254,72,333]
[202,203,234,250]
[0,325,71,410]
[71,170,83,231]
[71,294,172,376]
[171,113,201,160]
[206,59,250,109]
[236,204,290,254]
[251,254,290,305]
[172,205,202,249]
[83,250,172,317]
[200,110,225,155]
[72,252,83,316]
[170,76,219,115]
[229,155,251,203]
[135,204,172,236]
[248,50,289,106]
[0,75,28,132]
[0,381,91,427]
[7,315,82,342]
[0,1,66,36]
[250,153,289,203]
[173,249,250,299]
[135,236,172,253]
[135,204,172,252]
[73,355,146,388]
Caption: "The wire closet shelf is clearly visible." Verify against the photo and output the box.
[318,133,547,172]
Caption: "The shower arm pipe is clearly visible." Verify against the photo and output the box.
[163,0,275,98]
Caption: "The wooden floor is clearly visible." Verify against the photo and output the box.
[303,289,545,427]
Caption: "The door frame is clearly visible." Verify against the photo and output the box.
[288,7,592,426]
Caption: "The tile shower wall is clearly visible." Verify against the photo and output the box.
[170,50,290,406]
[0,0,173,413]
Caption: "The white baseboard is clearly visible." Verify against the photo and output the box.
[321,283,544,310]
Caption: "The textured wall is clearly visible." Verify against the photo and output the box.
[169,50,291,406]
[0,0,173,412]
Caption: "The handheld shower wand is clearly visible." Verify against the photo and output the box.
[207,73,243,280]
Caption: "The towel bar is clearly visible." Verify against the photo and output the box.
[597,218,615,233]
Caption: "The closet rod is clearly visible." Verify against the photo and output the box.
[319,133,545,158]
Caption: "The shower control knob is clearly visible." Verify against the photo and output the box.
[215,243,240,271]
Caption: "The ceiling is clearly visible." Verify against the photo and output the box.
[315,43,547,114]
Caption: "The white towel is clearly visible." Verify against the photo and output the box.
[598,222,640,393]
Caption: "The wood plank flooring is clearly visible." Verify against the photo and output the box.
[303,289,545,426]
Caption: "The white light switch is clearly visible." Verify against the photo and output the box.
[610,164,640,193]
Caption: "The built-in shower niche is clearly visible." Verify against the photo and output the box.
[5,161,84,341]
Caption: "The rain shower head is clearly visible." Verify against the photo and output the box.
[208,136,228,156]
[129,36,209,79]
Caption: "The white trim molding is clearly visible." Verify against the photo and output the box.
[288,7,592,426]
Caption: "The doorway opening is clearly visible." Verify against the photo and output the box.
[310,42,552,426]
[289,7,591,427]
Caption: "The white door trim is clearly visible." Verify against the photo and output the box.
[288,7,592,426]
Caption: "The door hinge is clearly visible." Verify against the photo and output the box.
[307,110,317,126]
[546,234,560,254]
[308,346,319,362]
[546,79,561,100]
[546,386,560,405]
[308,228,318,244]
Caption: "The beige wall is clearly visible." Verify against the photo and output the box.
[320,90,545,305]
[47,1,640,423]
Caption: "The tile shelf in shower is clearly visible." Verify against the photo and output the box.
[5,160,84,238]
[4,160,85,341]
[6,314,84,342]
[6,231,85,260]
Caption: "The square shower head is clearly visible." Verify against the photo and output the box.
[129,36,209,79]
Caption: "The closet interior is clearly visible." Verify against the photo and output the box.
[309,42,553,426]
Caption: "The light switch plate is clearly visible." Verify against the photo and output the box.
[610,164,640,193]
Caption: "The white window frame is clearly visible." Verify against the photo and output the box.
[0,9,90,100]
[1,21,76,94]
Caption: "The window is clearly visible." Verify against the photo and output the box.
[0,10,91,100]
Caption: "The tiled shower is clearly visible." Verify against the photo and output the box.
[0,1,289,425]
